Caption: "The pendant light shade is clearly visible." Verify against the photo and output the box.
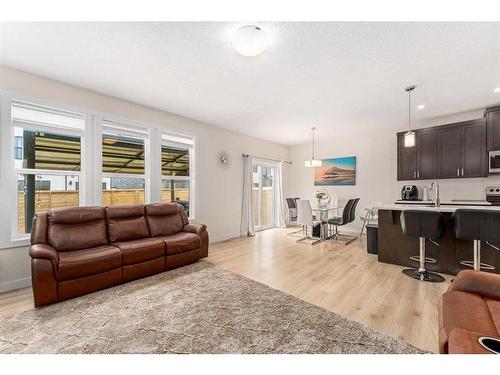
[404,85,416,148]
[304,127,322,168]
[304,159,322,168]
[404,131,416,147]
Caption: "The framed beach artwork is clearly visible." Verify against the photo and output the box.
[314,156,357,186]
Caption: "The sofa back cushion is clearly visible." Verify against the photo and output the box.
[105,205,150,243]
[145,203,184,236]
[47,207,108,252]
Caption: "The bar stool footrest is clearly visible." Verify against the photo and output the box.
[409,255,437,264]
[459,260,495,271]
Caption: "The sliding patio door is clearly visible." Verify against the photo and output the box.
[252,162,275,231]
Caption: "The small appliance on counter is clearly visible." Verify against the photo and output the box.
[401,185,420,201]
[486,186,500,206]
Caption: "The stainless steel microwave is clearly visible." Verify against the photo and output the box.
[489,151,500,173]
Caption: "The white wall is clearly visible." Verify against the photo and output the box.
[0,66,289,292]
[287,110,500,233]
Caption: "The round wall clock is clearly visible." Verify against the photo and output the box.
[217,151,231,168]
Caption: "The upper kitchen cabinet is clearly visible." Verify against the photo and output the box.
[486,106,500,151]
[438,120,487,178]
[397,129,437,180]
[437,125,461,178]
[397,133,417,180]
[416,130,438,179]
[461,120,487,177]
[397,119,487,181]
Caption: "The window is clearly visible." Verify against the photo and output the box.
[1,95,198,246]
[252,162,275,230]
[161,133,194,218]
[12,101,84,235]
[102,120,147,206]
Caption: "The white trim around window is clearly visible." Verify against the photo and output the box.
[0,92,197,249]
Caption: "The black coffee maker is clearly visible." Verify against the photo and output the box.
[401,185,419,201]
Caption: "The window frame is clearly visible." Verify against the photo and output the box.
[0,92,197,249]
[9,99,87,241]
[101,119,150,207]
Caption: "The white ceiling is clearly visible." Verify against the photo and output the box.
[1,22,500,145]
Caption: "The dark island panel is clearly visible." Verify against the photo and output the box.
[377,209,500,276]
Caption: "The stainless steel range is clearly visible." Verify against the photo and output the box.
[486,186,500,206]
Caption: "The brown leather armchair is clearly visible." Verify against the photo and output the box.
[438,270,500,353]
[30,203,209,307]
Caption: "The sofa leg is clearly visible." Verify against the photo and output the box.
[31,258,58,307]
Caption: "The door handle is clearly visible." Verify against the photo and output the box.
[417,170,420,178]
[457,169,460,176]
[461,168,464,176]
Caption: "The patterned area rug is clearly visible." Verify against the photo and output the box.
[0,261,424,354]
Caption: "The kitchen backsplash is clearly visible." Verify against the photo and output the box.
[399,175,500,202]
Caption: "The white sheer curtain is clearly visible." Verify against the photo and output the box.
[240,155,255,236]
[274,160,286,228]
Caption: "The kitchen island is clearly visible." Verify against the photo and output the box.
[375,204,500,275]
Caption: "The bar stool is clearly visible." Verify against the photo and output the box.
[453,209,500,271]
[400,210,446,282]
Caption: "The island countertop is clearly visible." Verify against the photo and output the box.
[374,203,500,213]
[375,205,500,275]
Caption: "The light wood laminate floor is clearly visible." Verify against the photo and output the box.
[0,228,451,353]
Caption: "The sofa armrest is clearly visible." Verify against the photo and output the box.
[29,243,59,266]
[183,223,207,236]
[449,270,500,300]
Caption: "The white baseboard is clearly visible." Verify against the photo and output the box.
[0,277,31,293]
[210,232,241,243]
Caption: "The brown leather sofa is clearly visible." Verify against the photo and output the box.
[438,270,500,353]
[29,203,208,307]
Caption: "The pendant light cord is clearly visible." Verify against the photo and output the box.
[312,127,316,160]
[408,89,411,132]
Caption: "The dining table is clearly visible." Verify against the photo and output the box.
[310,203,340,241]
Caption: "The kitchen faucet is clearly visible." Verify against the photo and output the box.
[430,181,440,207]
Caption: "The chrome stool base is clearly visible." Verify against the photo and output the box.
[402,268,445,283]
[403,237,445,283]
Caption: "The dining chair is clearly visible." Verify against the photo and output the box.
[286,197,303,236]
[296,200,321,245]
[327,198,360,245]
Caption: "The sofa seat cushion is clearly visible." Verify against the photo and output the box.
[114,238,166,265]
[58,245,122,281]
[441,291,498,337]
[448,328,492,354]
[161,232,201,255]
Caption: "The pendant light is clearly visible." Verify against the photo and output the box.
[304,127,322,168]
[404,85,416,147]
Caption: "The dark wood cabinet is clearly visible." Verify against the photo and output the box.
[397,119,487,181]
[397,133,417,180]
[417,130,438,179]
[437,126,461,178]
[487,106,500,151]
[461,121,487,177]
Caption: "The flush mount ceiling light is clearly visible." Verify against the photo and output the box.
[304,127,322,168]
[230,25,269,57]
[404,85,416,148]
[494,87,500,93]
[417,104,425,110]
